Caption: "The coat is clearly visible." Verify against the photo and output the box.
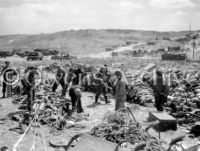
[115,79,126,110]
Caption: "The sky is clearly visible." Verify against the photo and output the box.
[0,0,200,35]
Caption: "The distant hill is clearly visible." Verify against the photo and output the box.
[0,29,198,55]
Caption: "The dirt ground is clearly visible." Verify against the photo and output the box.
[0,56,200,151]
[0,87,118,151]
[0,89,191,151]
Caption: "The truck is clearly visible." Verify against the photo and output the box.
[51,54,77,60]
[27,52,43,61]
[0,51,13,58]
[51,55,62,60]
[34,49,59,56]
[161,53,187,61]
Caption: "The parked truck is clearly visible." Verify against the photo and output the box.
[0,51,13,58]
[27,52,43,61]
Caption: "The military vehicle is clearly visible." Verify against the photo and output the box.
[27,52,43,61]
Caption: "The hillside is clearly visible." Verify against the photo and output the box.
[0,29,196,55]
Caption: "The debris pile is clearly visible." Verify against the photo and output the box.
[163,70,200,126]
[127,81,154,106]
[10,82,89,134]
[109,64,200,132]
[90,109,164,151]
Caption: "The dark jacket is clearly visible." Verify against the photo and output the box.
[56,68,66,81]
[154,76,169,97]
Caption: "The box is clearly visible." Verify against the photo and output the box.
[148,111,177,131]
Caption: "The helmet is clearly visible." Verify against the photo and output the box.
[115,70,122,77]
[75,88,82,97]
[156,69,162,76]
[99,67,106,74]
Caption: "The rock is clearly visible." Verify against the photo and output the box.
[192,97,199,102]
[195,89,200,94]
[49,137,70,148]
[167,96,174,101]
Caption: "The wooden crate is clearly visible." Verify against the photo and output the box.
[148,111,177,131]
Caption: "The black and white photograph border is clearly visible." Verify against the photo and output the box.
[0,0,200,151]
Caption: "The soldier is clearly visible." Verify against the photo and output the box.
[1,61,10,98]
[153,69,169,111]
[93,66,110,104]
[69,85,83,113]
[52,66,67,96]
[66,67,75,90]
[72,64,83,86]
[21,67,36,113]
[104,64,109,75]
[114,70,127,111]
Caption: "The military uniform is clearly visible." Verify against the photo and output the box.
[52,67,67,96]
[21,70,36,112]
[72,68,83,85]
[94,68,109,103]
[115,71,126,110]
[1,63,15,98]
[69,85,83,113]
[154,71,169,111]
[1,66,9,98]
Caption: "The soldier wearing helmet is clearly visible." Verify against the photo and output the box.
[68,85,83,113]
[93,66,110,104]
[153,69,169,111]
[21,67,37,113]
[114,70,127,110]
[52,65,67,96]
[0,61,10,98]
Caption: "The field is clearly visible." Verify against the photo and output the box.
[0,55,200,151]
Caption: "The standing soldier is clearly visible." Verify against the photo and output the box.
[72,64,83,86]
[104,64,109,75]
[52,66,67,97]
[114,70,127,110]
[153,69,169,111]
[1,61,10,98]
[93,66,110,104]
[66,67,75,90]
[21,67,36,114]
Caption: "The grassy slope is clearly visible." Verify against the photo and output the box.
[0,29,197,55]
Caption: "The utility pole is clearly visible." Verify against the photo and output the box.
[189,19,196,60]
[192,38,195,60]
[192,35,197,60]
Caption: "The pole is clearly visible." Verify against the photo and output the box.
[193,38,195,60]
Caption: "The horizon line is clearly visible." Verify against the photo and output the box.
[0,28,200,36]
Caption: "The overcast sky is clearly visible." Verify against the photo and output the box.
[0,0,200,35]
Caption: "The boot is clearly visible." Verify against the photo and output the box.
[104,96,110,104]
[95,96,98,103]
[2,93,5,98]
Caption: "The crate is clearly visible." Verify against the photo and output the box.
[148,112,177,131]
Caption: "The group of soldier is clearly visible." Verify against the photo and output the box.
[0,61,169,116]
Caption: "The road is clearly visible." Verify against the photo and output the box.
[81,42,146,58]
